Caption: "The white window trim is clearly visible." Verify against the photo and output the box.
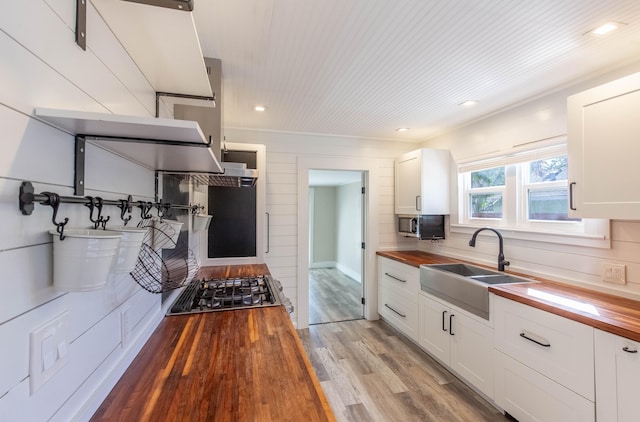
[455,138,610,249]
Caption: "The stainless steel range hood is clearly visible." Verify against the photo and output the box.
[168,58,258,187]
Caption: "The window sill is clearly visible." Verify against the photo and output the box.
[450,223,610,249]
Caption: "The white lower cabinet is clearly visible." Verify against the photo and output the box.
[493,295,595,422]
[595,329,640,422]
[494,350,595,422]
[378,257,420,341]
[419,292,494,398]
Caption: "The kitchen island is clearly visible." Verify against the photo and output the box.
[91,265,334,422]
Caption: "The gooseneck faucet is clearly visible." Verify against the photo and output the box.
[468,227,510,271]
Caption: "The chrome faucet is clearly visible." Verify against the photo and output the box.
[468,227,510,271]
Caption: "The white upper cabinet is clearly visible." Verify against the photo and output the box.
[91,0,212,97]
[394,149,450,215]
[567,72,640,219]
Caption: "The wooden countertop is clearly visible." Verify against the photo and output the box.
[91,265,335,422]
[378,250,640,343]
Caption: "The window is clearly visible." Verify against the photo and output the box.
[455,140,609,248]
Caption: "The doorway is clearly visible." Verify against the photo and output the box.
[308,170,364,325]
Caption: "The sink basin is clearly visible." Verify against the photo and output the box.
[420,263,534,320]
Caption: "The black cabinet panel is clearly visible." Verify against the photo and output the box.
[207,150,257,258]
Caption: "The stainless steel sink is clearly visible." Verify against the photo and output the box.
[420,263,534,320]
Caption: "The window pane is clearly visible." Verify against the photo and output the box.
[471,167,505,188]
[529,156,568,183]
[528,188,579,221]
[470,193,502,218]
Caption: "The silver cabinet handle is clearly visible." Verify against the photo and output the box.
[385,272,406,283]
[520,331,551,348]
[384,304,406,318]
[623,346,638,354]
[449,314,455,336]
[416,195,421,211]
[265,212,270,254]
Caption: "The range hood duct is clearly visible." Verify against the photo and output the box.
[169,58,258,187]
[122,0,194,11]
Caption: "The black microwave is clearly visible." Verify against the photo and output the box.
[398,215,445,240]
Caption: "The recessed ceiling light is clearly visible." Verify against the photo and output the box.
[590,22,625,35]
[254,105,266,112]
[396,128,410,132]
[459,100,479,107]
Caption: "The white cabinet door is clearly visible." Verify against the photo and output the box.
[595,329,640,422]
[394,149,450,215]
[378,285,419,340]
[450,311,494,398]
[567,71,640,219]
[418,293,451,364]
[494,296,594,401]
[495,351,595,422]
[395,149,422,214]
[419,292,494,399]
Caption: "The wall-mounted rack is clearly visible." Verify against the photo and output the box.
[34,108,224,196]
[19,181,201,240]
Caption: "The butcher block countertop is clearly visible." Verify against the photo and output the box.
[378,250,640,343]
[91,264,335,422]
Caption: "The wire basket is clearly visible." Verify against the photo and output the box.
[130,218,199,293]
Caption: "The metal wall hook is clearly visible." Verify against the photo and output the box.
[85,196,110,229]
[95,197,110,229]
[117,195,133,226]
[156,201,172,220]
[42,192,69,240]
[191,204,204,215]
[138,201,153,219]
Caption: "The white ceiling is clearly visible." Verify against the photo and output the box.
[193,0,640,142]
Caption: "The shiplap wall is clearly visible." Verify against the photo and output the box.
[0,2,174,420]
[417,61,640,301]
[223,128,417,326]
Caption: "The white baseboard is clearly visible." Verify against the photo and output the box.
[309,261,336,269]
[336,263,361,283]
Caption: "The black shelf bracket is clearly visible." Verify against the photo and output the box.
[76,0,87,50]
[75,136,86,196]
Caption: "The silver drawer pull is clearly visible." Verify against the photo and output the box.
[384,304,406,318]
[385,272,406,283]
[623,346,638,354]
[520,331,551,348]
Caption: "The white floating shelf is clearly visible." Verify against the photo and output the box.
[35,108,223,173]
[91,0,212,97]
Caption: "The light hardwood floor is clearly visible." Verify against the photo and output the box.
[309,268,363,325]
[298,319,510,422]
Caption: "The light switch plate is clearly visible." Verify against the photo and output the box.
[30,311,70,394]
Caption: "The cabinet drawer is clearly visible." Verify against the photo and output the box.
[495,351,595,422]
[494,296,594,401]
[378,257,420,296]
[379,285,418,340]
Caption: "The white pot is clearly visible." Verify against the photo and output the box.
[106,226,148,274]
[193,214,212,231]
[50,229,121,292]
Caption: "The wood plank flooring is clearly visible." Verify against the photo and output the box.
[298,319,510,422]
[309,268,363,325]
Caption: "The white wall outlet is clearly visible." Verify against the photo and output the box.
[602,262,626,284]
[30,312,70,394]
[120,306,132,349]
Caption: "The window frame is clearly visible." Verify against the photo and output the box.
[453,139,610,249]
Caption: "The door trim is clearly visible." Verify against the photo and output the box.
[297,156,380,329]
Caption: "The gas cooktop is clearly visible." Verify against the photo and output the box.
[167,275,283,315]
